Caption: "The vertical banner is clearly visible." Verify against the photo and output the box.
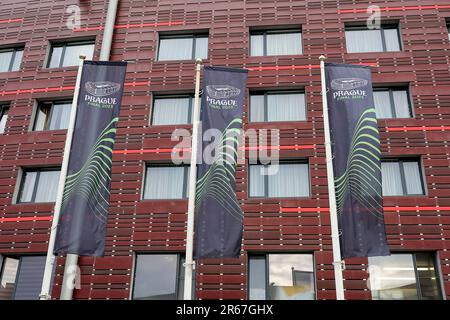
[325,63,390,259]
[194,66,248,259]
[55,61,127,256]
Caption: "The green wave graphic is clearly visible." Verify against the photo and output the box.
[61,117,118,222]
[195,117,243,222]
[334,108,383,219]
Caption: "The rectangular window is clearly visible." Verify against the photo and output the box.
[132,254,193,300]
[47,41,95,68]
[373,88,412,119]
[249,254,315,300]
[0,105,9,134]
[447,22,450,41]
[345,25,401,53]
[33,101,72,131]
[250,91,306,122]
[0,47,23,72]
[369,253,442,300]
[151,95,195,125]
[249,161,310,198]
[157,34,208,61]
[381,159,425,196]
[0,256,46,300]
[18,168,60,203]
[143,165,189,199]
[250,29,302,56]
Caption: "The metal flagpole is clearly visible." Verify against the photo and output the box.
[319,55,345,300]
[183,58,203,300]
[59,0,120,300]
[39,55,86,300]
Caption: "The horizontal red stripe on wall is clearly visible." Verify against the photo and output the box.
[246,62,378,71]
[112,145,316,155]
[386,126,450,132]
[339,5,450,13]
[0,81,150,96]
[0,18,23,24]
[281,206,450,213]
[73,21,184,32]
[0,216,53,223]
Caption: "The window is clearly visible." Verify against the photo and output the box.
[18,168,60,203]
[381,159,425,196]
[368,253,442,300]
[250,29,302,56]
[0,105,9,134]
[447,21,450,41]
[0,47,23,72]
[157,34,208,61]
[250,91,306,122]
[373,88,412,119]
[143,165,189,199]
[132,254,193,300]
[249,254,315,300]
[33,101,72,131]
[47,41,95,68]
[249,161,310,198]
[0,256,46,300]
[345,25,401,53]
[152,95,195,125]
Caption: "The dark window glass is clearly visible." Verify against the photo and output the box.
[345,25,401,53]
[250,91,306,122]
[34,101,71,131]
[250,29,302,56]
[381,159,425,196]
[0,105,9,134]
[447,23,450,41]
[157,34,208,61]
[249,161,310,198]
[143,165,189,199]
[0,47,23,72]
[249,254,315,300]
[48,41,94,68]
[132,254,193,300]
[369,253,442,300]
[0,256,46,300]
[18,168,60,203]
[373,88,412,119]
[152,96,194,125]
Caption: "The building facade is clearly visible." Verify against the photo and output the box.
[1,0,450,300]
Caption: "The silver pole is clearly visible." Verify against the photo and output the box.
[59,0,120,300]
[39,55,86,300]
[319,55,345,300]
[183,58,203,300]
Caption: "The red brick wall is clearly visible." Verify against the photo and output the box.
[0,0,449,299]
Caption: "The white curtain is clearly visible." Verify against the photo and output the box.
[145,166,186,199]
[35,170,60,202]
[384,28,401,51]
[373,91,392,118]
[48,47,63,68]
[381,162,404,195]
[158,38,193,61]
[403,162,423,194]
[267,93,306,122]
[268,163,309,197]
[249,165,265,197]
[194,37,208,59]
[62,44,94,67]
[266,32,302,56]
[392,90,410,118]
[346,29,383,53]
[250,95,264,122]
[20,171,37,202]
[11,50,23,71]
[0,51,13,72]
[250,34,264,56]
[152,97,190,125]
[0,107,8,134]
[48,103,71,130]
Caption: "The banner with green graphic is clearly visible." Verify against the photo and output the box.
[55,61,127,256]
[325,63,390,259]
[194,66,248,259]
